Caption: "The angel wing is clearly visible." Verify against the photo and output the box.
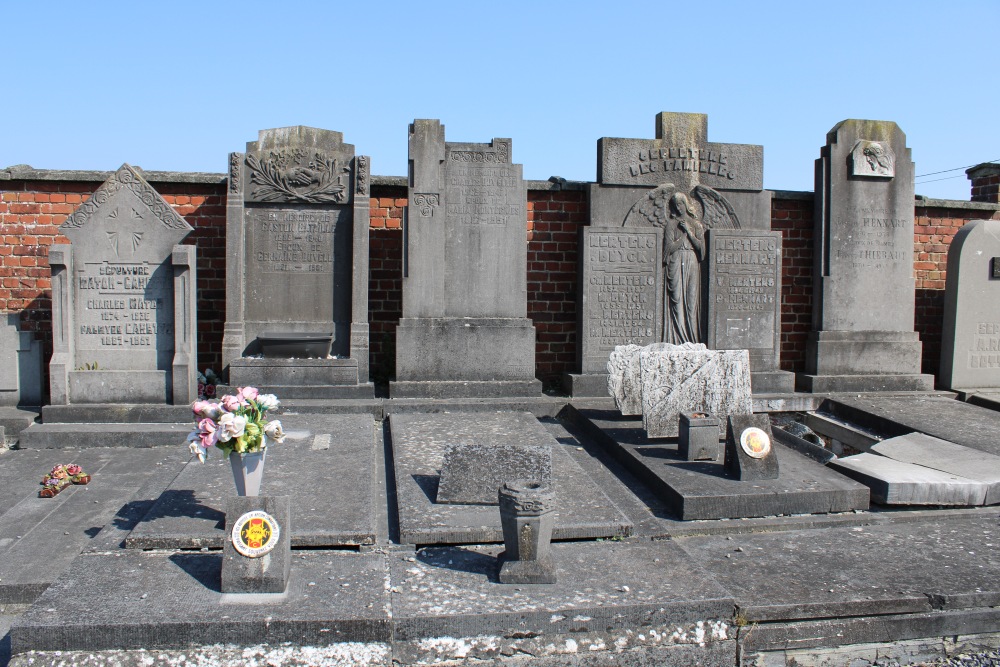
[622,183,676,228]
[692,184,741,230]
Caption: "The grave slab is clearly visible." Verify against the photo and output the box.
[574,408,869,520]
[0,446,189,604]
[8,550,390,653]
[436,442,551,505]
[829,453,987,506]
[871,432,1000,504]
[389,412,632,544]
[125,413,376,548]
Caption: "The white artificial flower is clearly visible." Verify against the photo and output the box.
[217,413,247,442]
[263,420,286,444]
[256,393,279,410]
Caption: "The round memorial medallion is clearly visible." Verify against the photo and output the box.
[231,510,280,558]
[739,427,771,459]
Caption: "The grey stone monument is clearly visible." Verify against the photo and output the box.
[48,164,196,405]
[0,315,43,407]
[940,219,1000,393]
[222,127,372,398]
[498,480,557,584]
[798,120,933,392]
[392,120,540,397]
[221,496,291,594]
[569,112,792,396]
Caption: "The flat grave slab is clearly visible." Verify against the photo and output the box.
[389,412,632,544]
[9,550,390,653]
[573,408,869,520]
[0,446,188,604]
[676,512,1000,622]
[829,453,987,506]
[126,413,376,549]
[871,432,1000,504]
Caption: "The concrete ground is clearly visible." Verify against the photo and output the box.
[2,394,1000,666]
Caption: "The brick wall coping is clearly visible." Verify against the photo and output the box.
[967,163,1000,178]
[915,195,1000,212]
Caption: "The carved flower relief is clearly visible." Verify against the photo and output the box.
[244,149,352,204]
[412,193,440,217]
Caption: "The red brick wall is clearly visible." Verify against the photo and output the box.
[970,172,1000,203]
[770,197,814,373]
[367,188,405,383]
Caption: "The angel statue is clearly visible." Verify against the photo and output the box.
[624,183,741,344]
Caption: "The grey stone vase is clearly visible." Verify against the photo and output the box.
[229,446,267,496]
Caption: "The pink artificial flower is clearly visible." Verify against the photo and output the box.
[238,386,259,402]
[197,418,219,449]
[220,394,241,412]
[204,384,216,397]
[66,464,82,476]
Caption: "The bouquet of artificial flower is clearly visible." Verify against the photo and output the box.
[188,386,285,462]
[39,463,90,497]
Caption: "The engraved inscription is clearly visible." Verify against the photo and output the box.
[446,164,521,226]
[585,231,659,353]
[834,207,909,271]
[248,209,337,274]
[628,148,736,180]
[709,233,779,351]
[75,261,172,350]
[969,322,1000,368]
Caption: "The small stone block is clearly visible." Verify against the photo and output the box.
[437,443,552,505]
[678,412,721,461]
[222,496,291,594]
[830,453,987,506]
[724,414,779,481]
[498,554,557,585]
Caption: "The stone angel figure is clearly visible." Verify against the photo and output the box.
[623,183,741,344]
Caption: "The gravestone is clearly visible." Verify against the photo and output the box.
[940,219,1000,393]
[569,111,792,396]
[799,120,933,392]
[392,120,540,397]
[436,442,552,505]
[724,414,779,481]
[607,343,644,415]
[48,164,196,405]
[221,496,292,594]
[222,127,372,398]
[640,344,752,438]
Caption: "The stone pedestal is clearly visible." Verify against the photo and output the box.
[221,496,291,594]
[222,127,373,398]
[798,119,933,393]
[498,480,557,584]
[392,120,539,398]
[678,412,721,461]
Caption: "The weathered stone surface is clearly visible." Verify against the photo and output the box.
[222,127,371,394]
[801,119,933,392]
[437,443,551,505]
[941,219,1000,391]
[221,496,291,594]
[393,120,537,397]
[640,346,752,438]
[678,411,721,461]
[871,432,1000,504]
[0,315,43,407]
[48,164,195,405]
[724,414,779,481]
[389,412,632,544]
[607,343,643,415]
[830,453,987,505]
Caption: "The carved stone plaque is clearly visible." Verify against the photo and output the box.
[850,140,895,178]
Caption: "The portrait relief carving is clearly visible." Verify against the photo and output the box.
[624,183,741,344]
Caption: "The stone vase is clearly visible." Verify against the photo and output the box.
[229,442,267,497]
[498,479,557,584]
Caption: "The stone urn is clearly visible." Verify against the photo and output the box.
[678,412,721,461]
[497,479,557,584]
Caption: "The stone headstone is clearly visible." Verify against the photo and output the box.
[724,414,779,481]
[799,120,933,392]
[940,219,1000,392]
[436,442,552,505]
[222,127,372,397]
[221,495,291,594]
[569,112,778,396]
[706,229,792,392]
[48,164,196,405]
[640,345,752,438]
[870,432,1000,504]
[829,453,987,506]
[392,120,539,397]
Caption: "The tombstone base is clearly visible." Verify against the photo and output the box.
[796,373,934,393]
[750,370,796,394]
[229,357,366,387]
[390,379,541,399]
[498,554,557,584]
[222,496,291,594]
[563,372,611,398]
[215,382,375,400]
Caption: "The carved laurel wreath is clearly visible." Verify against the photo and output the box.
[245,149,350,204]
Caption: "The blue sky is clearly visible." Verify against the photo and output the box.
[4,1,998,200]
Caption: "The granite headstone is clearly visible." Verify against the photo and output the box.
[48,164,196,405]
[392,120,539,397]
[940,219,1000,392]
[570,112,790,396]
[799,120,933,392]
[222,127,372,397]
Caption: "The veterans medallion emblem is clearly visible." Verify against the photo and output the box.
[231,510,280,558]
[739,427,771,459]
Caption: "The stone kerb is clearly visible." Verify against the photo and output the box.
[48,163,196,405]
